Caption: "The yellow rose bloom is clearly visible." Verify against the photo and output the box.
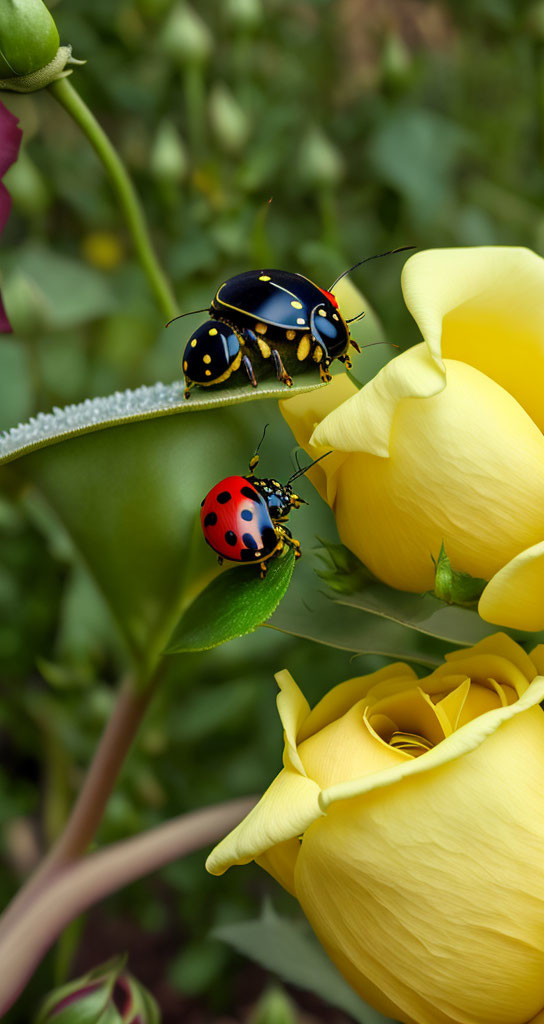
[207,634,544,1024]
[280,247,544,631]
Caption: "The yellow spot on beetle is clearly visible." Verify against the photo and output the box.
[183,360,188,371]
[297,334,311,361]
[256,322,267,334]
[191,339,197,347]
[203,354,212,364]
[259,274,271,281]
[318,309,327,317]
[333,313,339,320]
[313,344,323,362]
[205,369,212,376]
[209,327,218,336]
[291,300,303,309]
[297,317,305,325]
[286,329,296,340]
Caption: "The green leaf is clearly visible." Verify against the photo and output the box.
[213,903,394,1024]
[5,243,116,331]
[1,390,321,678]
[268,553,453,668]
[166,549,296,653]
[337,584,531,647]
[432,541,487,607]
[0,374,323,467]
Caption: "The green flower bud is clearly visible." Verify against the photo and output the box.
[224,0,263,30]
[34,955,160,1024]
[0,0,59,78]
[209,83,250,154]
[297,127,344,189]
[250,986,299,1024]
[0,0,84,93]
[150,120,188,184]
[159,3,212,66]
[432,541,487,608]
[315,538,376,594]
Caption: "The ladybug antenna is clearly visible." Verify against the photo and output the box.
[328,246,416,293]
[165,308,209,328]
[255,423,269,456]
[248,423,269,476]
[287,451,332,484]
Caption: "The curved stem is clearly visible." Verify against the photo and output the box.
[48,77,179,322]
[0,797,256,1015]
[0,675,157,939]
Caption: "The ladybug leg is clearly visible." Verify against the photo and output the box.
[217,556,224,567]
[338,353,353,369]
[184,380,195,400]
[350,338,361,354]
[277,525,302,559]
[242,353,258,387]
[270,348,293,388]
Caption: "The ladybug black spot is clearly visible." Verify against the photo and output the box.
[242,533,258,550]
[200,499,205,507]
[241,509,253,521]
[240,548,257,562]
[225,530,237,546]
[241,486,258,500]
[261,527,277,549]
[217,491,232,504]
[204,512,218,527]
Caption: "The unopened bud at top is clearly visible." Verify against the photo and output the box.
[0,0,59,78]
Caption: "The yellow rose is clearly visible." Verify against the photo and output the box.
[207,634,544,1024]
[280,247,544,630]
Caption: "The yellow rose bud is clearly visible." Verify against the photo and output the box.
[207,634,544,1024]
[280,247,544,632]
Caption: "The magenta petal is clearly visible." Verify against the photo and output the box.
[0,290,12,334]
[0,181,12,234]
[0,102,22,178]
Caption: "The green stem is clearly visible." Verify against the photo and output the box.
[0,674,158,940]
[0,797,257,1016]
[48,77,179,322]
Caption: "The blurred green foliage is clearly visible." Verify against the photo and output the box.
[1,0,544,1020]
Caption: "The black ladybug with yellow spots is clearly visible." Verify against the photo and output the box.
[175,249,414,398]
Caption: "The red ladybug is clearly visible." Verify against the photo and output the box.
[200,433,329,577]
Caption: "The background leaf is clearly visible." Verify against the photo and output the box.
[214,903,396,1024]
[166,550,296,653]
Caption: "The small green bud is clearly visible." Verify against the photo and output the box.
[150,120,188,184]
[224,0,263,30]
[298,126,344,189]
[2,269,50,336]
[381,31,411,89]
[0,0,59,78]
[209,83,250,153]
[432,542,487,608]
[315,538,376,594]
[159,3,212,66]
[250,986,299,1024]
[34,955,160,1024]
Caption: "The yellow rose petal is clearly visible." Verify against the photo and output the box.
[312,344,445,457]
[317,356,544,590]
[297,699,544,1024]
[402,246,544,432]
[256,838,300,897]
[206,767,322,877]
[298,662,417,742]
[479,541,544,632]
[299,699,409,789]
[280,374,355,505]
[444,631,537,684]
[275,669,310,775]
